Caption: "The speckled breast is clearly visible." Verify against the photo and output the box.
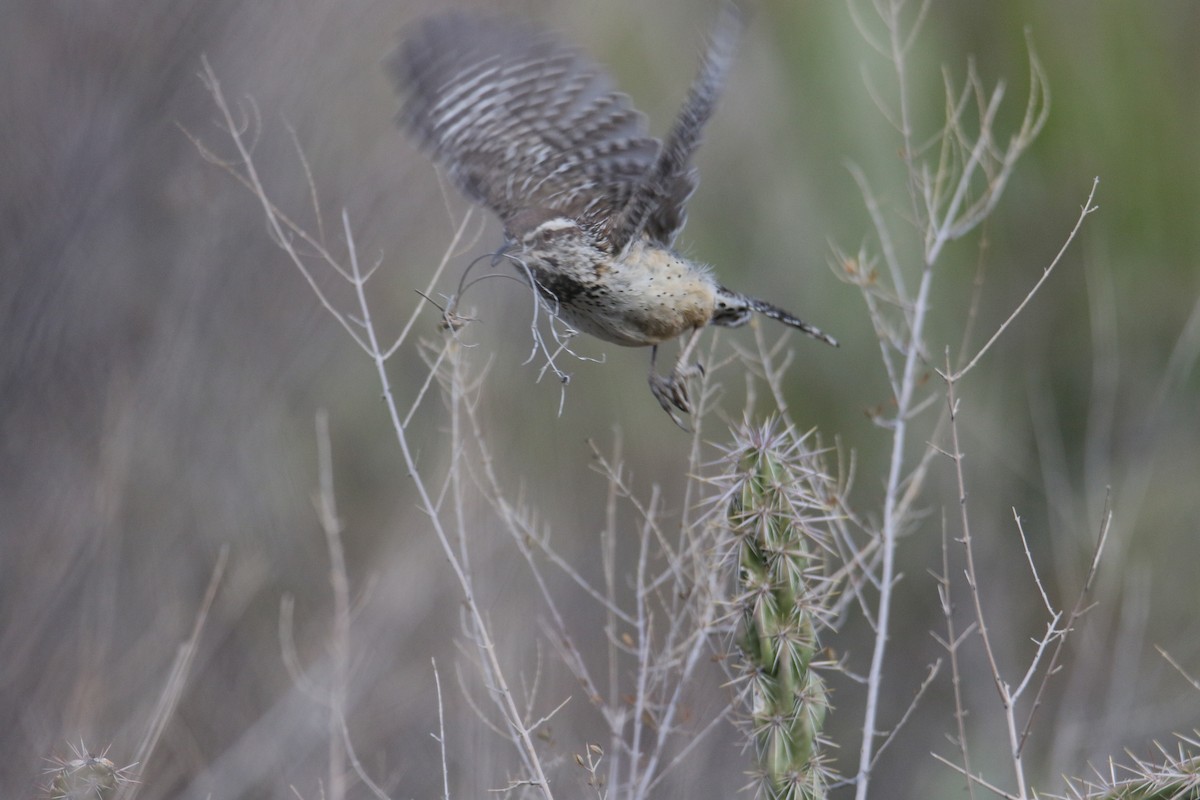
[527,242,717,348]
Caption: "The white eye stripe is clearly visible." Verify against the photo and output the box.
[533,218,578,234]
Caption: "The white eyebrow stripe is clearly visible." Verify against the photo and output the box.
[533,217,578,233]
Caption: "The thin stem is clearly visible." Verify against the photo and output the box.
[1016,495,1111,754]
[949,178,1100,381]
[432,660,450,800]
[341,208,553,796]
[854,263,934,800]
[315,410,349,800]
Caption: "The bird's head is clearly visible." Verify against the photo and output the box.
[507,209,585,252]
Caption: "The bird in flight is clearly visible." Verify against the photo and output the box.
[389,4,836,427]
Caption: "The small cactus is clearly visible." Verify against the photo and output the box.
[719,418,839,800]
[1057,734,1200,800]
[45,743,135,800]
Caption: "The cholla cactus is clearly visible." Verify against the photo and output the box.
[1057,734,1200,800]
[45,743,135,800]
[717,418,840,800]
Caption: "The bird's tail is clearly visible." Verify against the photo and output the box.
[714,287,838,347]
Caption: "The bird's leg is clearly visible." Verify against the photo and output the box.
[648,328,706,429]
[674,325,706,378]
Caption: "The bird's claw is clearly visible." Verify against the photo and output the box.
[649,363,703,431]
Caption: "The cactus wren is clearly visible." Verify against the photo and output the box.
[389,5,836,427]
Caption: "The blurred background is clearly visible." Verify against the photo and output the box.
[3,0,1199,797]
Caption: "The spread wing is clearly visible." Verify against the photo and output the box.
[389,13,667,240]
[608,3,744,252]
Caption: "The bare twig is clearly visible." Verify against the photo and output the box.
[847,7,1055,796]
[193,61,555,797]
[931,510,979,800]
[121,546,228,800]
[315,410,349,800]
[931,753,1020,800]
[1157,646,1200,694]
[947,178,1100,381]
[1017,493,1112,753]
[339,717,393,800]
[431,660,450,800]
[870,658,943,769]
[1013,509,1056,617]
[944,349,1029,797]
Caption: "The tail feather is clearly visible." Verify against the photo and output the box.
[714,288,838,347]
